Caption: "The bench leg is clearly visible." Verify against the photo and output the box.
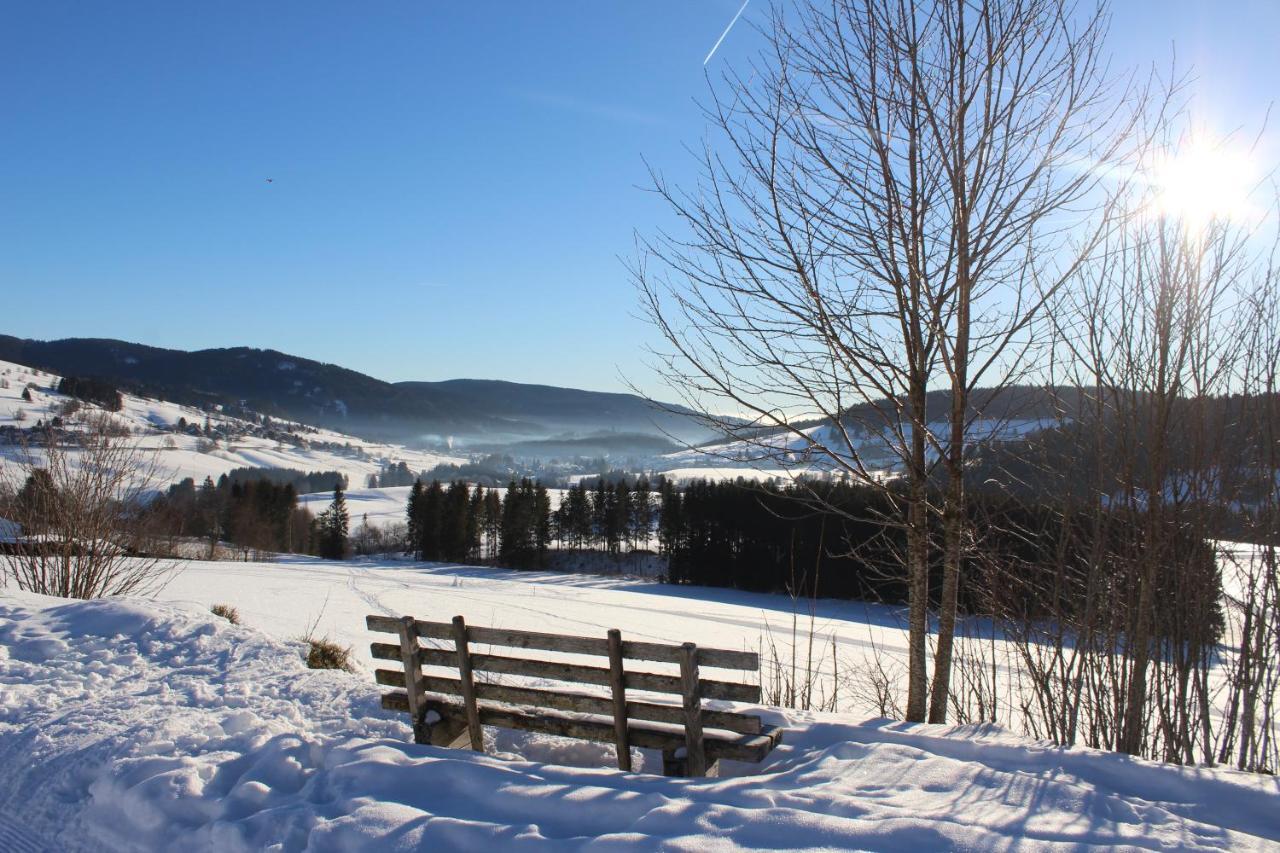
[445,726,476,750]
[429,716,471,748]
[411,713,432,746]
[662,749,721,778]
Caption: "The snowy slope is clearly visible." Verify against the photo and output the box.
[2,588,1277,851]
[0,359,464,492]
[661,417,1058,477]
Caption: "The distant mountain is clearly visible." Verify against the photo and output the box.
[0,335,709,448]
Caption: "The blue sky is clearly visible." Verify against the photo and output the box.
[1,1,1276,397]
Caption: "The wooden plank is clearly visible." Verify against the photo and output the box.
[606,629,631,771]
[414,646,760,702]
[702,680,762,703]
[369,614,758,670]
[466,625,609,657]
[452,615,484,752]
[396,615,429,745]
[368,614,451,641]
[389,671,760,733]
[392,695,783,763]
[381,690,410,711]
[679,643,707,777]
[623,640,758,671]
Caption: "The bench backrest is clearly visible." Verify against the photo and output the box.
[367,613,764,775]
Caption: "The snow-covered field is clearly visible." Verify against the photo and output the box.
[3,577,1278,851]
[0,359,465,493]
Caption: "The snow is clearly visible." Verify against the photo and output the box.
[658,466,798,485]
[0,359,465,494]
[1,583,1277,851]
[660,418,1060,477]
[300,486,416,529]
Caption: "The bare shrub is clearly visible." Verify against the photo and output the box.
[1,418,175,598]
[210,603,241,625]
[846,650,905,720]
[760,617,843,713]
[297,600,354,672]
[81,411,132,437]
[304,636,354,672]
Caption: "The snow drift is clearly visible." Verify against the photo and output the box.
[1,589,1277,851]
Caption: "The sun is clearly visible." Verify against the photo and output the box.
[1151,135,1258,227]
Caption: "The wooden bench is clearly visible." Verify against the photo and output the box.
[367,613,783,777]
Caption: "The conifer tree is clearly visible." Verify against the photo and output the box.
[591,479,608,551]
[482,488,502,558]
[406,479,424,553]
[534,482,552,560]
[417,480,445,560]
[317,483,350,559]
[467,486,484,561]
[632,478,654,549]
[442,481,471,562]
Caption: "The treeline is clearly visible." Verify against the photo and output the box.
[552,478,655,554]
[659,479,1220,641]
[222,467,349,495]
[368,461,416,488]
[146,474,338,557]
[395,472,1219,643]
[57,376,122,412]
[403,477,659,566]
[407,479,550,568]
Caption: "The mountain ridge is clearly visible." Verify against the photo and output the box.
[0,334,707,448]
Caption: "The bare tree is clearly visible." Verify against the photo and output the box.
[1216,236,1280,772]
[636,0,1140,721]
[2,417,175,599]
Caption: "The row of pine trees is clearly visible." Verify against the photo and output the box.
[406,478,552,568]
[148,475,349,559]
[150,474,1207,624]
[405,477,664,567]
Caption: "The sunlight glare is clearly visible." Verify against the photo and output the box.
[1152,136,1258,226]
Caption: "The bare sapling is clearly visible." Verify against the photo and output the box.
[2,414,175,599]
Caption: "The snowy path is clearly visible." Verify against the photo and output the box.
[1,589,1277,851]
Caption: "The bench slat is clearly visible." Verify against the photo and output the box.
[367,614,758,671]
[411,647,760,703]
[373,644,762,704]
[373,668,761,733]
[379,692,781,764]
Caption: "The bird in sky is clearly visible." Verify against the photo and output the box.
[265,178,273,184]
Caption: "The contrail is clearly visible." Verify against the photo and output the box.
[703,0,750,66]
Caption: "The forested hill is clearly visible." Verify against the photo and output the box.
[0,335,707,447]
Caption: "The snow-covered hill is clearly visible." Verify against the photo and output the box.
[1,581,1276,851]
[0,359,465,493]
[660,417,1058,479]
